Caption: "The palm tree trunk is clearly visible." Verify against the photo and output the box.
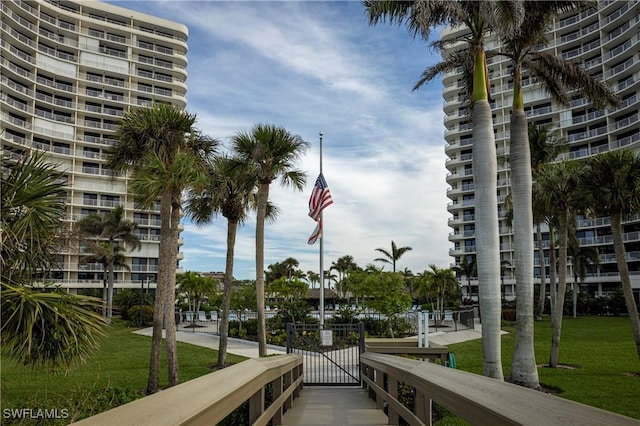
[549,211,569,367]
[147,191,171,394]
[471,47,503,379]
[102,273,108,318]
[107,259,115,321]
[549,226,557,315]
[611,212,640,359]
[164,194,181,387]
[508,106,539,388]
[218,219,238,367]
[536,224,546,320]
[256,183,269,357]
[572,275,578,319]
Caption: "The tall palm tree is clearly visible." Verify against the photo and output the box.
[365,0,525,379]
[417,265,459,315]
[529,123,568,320]
[187,155,269,366]
[306,271,320,289]
[495,0,618,388]
[374,240,412,273]
[575,150,640,360]
[1,153,107,370]
[108,103,218,392]
[76,205,141,321]
[231,123,308,357]
[534,161,581,368]
[331,255,357,298]
[453,255,477,299]
[176,271,216,315]
[568,242,599,319]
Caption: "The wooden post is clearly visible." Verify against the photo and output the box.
[388,375,399,424]
[248,387,264,424]
[271,377,283,425]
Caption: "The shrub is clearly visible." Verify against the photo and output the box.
[127,305,153,326]
[502,309,516,322]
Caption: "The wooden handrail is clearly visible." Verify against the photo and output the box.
[361,352,638,426]
[73,354,303,426]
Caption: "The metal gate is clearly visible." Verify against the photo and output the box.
[286,323,365,386]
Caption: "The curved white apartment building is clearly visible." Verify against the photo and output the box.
[443,1,640,302]
[1,0,188,293]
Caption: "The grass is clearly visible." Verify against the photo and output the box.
[447,316,640,420]
[1,319,246,423]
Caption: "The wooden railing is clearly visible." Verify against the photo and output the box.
[361,352,638,426]
[73,354,303,426]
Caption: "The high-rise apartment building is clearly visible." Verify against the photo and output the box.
[1,0,188,293]
[443,1,639,302]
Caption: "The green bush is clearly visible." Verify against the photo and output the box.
[127,305,153,326]
[502,309,516,322]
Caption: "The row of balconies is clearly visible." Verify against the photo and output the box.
[10,0,187,44]
[450,229,640,248]
[1,89,162,124]
[449,245,640,265]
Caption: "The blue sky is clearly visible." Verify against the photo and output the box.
[107,1,450,279]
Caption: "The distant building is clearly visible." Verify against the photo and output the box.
[2,0,188,293]
[442,1,639,302]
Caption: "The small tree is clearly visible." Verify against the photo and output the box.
[351,271,411,337]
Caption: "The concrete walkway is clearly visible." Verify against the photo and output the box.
[134,320,501,358]
[133,326,287,358]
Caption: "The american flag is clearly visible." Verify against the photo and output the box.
[308,173,333,222]
[307,219,322,245]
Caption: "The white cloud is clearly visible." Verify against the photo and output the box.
[109,1,452,278]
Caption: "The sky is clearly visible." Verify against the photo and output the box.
[106,1,451,279]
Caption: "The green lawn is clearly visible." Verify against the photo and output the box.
[1,319,246,423]
[449,316,640,420]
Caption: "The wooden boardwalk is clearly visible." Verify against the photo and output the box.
[281,387,387,425]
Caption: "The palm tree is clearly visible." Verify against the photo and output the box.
[1,153,67,284]
[365,0,525,379]
[1,153,107,370]
[417,265,459,316]
[306,271,320,289]
[374,240,412,273]
[187,155,271,366]
[568,242,599,319]
[331,255,358,299]
[529,123,568,320]
[231,123,308,357]
[108,103,218,392]
[76,205,141,321]
[534,161,581,368]
[177,271,217,315]
[453,255,477,299]
[495,1,618,388]
[575,150,640,360]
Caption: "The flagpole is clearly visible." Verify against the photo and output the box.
[318,132,325,327]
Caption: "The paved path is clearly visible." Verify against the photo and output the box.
[134,321,496,358]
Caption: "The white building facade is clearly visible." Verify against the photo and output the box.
[1,0,189,293]
[443,1,640,302]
